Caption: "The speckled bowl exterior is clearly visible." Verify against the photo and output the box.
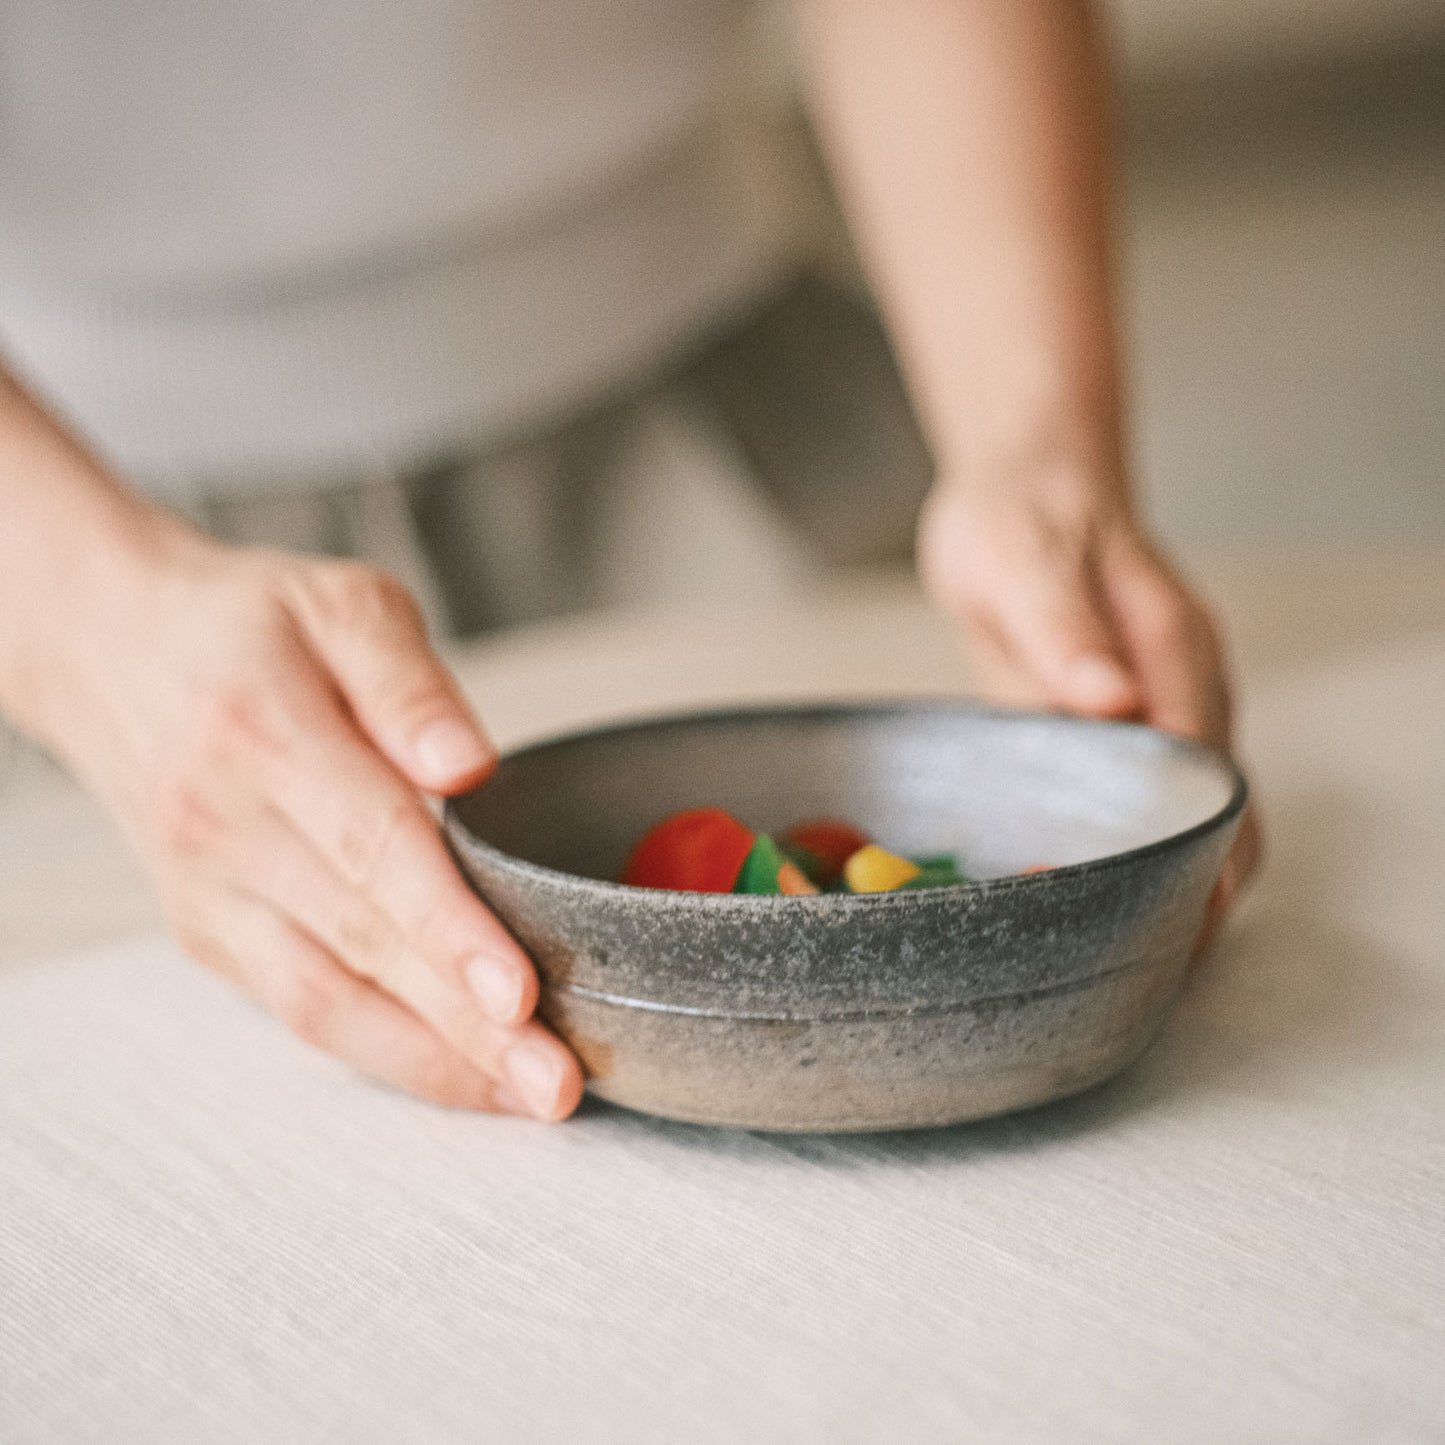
[444,702,1246,1132]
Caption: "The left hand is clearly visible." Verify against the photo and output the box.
[917,474,1261,941]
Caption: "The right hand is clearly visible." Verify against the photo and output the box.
[917,474,1261,952]
[21,512,584,1118]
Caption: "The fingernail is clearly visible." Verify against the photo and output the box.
[505,1040,564,1118]
[465,954,525,1023]
[415,718,491,786]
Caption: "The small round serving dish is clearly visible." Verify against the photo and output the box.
[444,701,1245,1131]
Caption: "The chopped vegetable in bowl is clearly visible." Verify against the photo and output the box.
[622,809,1029,895]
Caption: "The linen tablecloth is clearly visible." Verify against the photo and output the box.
[2,550,1442,1442]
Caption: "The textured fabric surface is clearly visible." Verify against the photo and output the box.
[1,556,1443,1442]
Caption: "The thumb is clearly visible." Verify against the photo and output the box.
[292,563,496,793]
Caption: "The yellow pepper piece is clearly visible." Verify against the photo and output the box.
[843,844,922,894]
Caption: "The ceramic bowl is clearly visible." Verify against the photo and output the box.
[444,701,1246,1132]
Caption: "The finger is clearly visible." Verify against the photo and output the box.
[960,608,1053,709]
[222,806,583,1120]
[1218,804,1263,910]
[178,883,533,1113]
[1192,809,1263,962]
[917,487,1138,716]
[285,562,495,794]
[1101,545,1231,748]
[237,662,539,1027]
[967,536,1141,719]
[1192,878,1228,963]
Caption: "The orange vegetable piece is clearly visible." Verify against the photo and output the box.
[780,818,872,887]
[1019,864,1055,875]
[624,808,755,892]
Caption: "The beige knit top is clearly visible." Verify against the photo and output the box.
[0,0,788,492]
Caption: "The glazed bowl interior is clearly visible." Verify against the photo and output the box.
[451,702,1241,889]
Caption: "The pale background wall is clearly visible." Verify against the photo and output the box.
[725,2,1445,572]
[1109,0,1445,69]
[1120,36,1444,547]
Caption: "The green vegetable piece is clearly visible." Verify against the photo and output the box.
[900,871,956,890]
[733,834,789,895]
[910,853,960,873]
[901,853,971,889]
[779,841,827,888]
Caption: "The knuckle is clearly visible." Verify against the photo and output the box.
[319,563,419,633]
[274,558,423,642]
[153,776,223,858]
[210,568,298,655]
[202,680,283,759]
[154,698,280,855]
[412,886,479,964]
[376,672,456,742]
[448,1011,505,1067]
[332,898,398,979]
[272,960,342,1046]
[335,792,418,890]
[409,1051,484,1108]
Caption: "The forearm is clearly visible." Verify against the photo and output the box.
[796,0,1127,504]
[0,365,182,738]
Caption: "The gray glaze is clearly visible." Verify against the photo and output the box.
[444,702,1246,1131]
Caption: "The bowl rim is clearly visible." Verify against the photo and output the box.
[443,697,1249,910]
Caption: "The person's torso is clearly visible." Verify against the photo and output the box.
[0,0,750,292]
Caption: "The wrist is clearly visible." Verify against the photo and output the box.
[926,380,1130,509]
[928,444,1133,537]
[0,460,204,750]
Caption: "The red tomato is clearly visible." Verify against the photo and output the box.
[623,808,756,892]
[779,818,873,886]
